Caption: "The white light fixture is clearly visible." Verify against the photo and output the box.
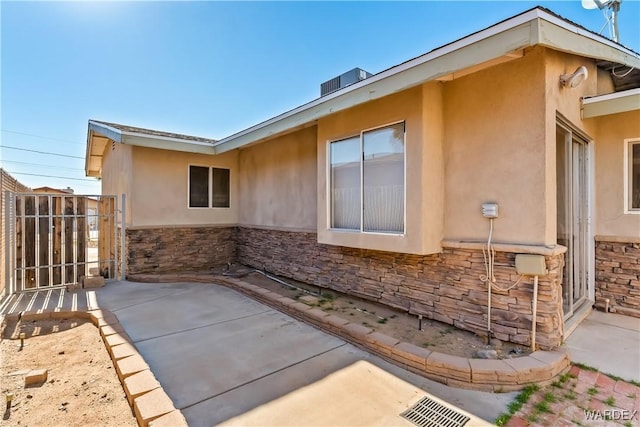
[560,66,589,88]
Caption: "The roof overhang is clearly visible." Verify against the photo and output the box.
[210,7,640,154]
[582,88,640,118]
[85,120,215,177]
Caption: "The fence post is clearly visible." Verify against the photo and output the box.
[4,191,11,294]
[120,194,126,281]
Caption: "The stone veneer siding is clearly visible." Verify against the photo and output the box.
[236,227,565,349]
[126,226,236,275]
[595,239,640,318]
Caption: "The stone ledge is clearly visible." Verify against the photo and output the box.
[133,388,176,427]
[148,409,189,427]
[200,275,571,391]
[124,369,161,406]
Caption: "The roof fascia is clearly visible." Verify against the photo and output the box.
[121,133,215,154]
[88,119,215,152]
[582,88,640,118]
[85,129,94,177]
[534,18,640,68]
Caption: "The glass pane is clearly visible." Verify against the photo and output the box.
[330,137,361,230]
[632,143,640,209]
[556,126,571,316]
[363,123,404,233]
[212,168,230,208]
[189,166,209,208]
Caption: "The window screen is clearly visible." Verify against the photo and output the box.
[212,168,230,208]
[189,166,209,208]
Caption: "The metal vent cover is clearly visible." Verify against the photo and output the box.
[400,396,470,427]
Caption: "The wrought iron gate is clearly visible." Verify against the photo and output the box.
[3,193,125,293]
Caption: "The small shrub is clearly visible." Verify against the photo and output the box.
[534,401,552,414]
[587,387,598,396]
[603,396,615,406]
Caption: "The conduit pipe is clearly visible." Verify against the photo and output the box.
[531,275,539,352]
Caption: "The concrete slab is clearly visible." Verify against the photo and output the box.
[99,284,269,342]
[134,309,346,409]
[93,281,192,312]
[181,342,361,426]
[565,310,640,382]
[219,360,490,426]
[95,281,516,426]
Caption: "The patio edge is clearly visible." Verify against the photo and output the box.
[2,309,188,427]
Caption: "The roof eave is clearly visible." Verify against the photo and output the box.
[85,120,217,178]
[120,131,217,154]
[211,8,640,154]
[582,88,640,118]
[212,16,539,154]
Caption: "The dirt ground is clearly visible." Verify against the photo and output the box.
[237,270,530,359]
[0,317,137,426]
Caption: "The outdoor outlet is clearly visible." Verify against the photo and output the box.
[482,203,499,219]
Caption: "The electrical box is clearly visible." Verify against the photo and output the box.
[482,203,499,219]
[515,254,547,276]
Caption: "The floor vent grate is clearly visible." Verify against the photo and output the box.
[400,396,470,427]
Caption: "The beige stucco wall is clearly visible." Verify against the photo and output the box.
[443,46,551,245]
[129,146,238,228]
[101,142,133,226]
[317,85,444,255]
[592,110,640,238]
[238,126,317,230]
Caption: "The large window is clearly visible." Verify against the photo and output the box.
[627,139,640,212]
[188,165,230,208]
[330,122,405,234]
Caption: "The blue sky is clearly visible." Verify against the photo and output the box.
[1,1,639,194]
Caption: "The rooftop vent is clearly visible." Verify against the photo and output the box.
[321,67,372,96]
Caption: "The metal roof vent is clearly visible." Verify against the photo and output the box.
[321,67,372,96]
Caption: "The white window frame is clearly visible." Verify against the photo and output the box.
[187,164,230,209]
[327,121,407,236]
[624,137,640,214]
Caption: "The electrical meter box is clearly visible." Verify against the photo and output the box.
[515,254,547,276]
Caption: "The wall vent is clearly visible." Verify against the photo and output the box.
[320,67,372,96]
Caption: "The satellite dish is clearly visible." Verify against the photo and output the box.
[581,0,602,10]
[581,0,622,43]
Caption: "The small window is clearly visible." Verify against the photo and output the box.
[189,166,209,208]
[188,166,230,208]
[212,167,230,208]
[329,122,405,234]
[628,139,640,212]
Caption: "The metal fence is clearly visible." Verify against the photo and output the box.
[3,192,125,294]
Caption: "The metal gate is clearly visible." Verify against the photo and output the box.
[3,192,125,294]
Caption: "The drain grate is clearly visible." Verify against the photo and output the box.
[400,396,470,427]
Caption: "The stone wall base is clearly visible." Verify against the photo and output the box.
[595,240,640,318]
[126,226,236,275]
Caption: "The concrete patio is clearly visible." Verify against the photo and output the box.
[1,280,639,426]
